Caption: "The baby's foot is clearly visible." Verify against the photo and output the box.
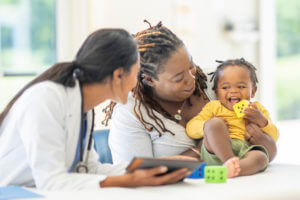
[223,157,241,178]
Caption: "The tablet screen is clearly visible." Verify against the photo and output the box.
[126,157,203,174]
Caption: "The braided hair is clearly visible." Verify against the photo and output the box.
[210,58,258,91]
[103,21,208,136]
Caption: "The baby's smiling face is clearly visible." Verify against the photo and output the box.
[215,65,257,111]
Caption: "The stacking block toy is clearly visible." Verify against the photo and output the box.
[233,99,249,118]
[204,166,227,183]
[188,162,207,179]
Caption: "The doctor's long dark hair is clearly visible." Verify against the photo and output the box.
[0,28,138,125]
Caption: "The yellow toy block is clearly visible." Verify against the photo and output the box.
[233,100,249,118]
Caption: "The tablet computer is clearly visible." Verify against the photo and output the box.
[126,157,203,174]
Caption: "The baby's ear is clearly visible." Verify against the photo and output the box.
[251,85,257,98]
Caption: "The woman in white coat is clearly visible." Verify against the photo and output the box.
[0,29,190,190]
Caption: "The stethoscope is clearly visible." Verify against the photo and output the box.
[73,71,95,173]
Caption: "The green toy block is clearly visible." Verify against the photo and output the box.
[204,166,227,183]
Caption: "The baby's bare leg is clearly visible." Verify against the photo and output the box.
[204,118,241,177]
[204,118,234,162]
[239,150,268,176]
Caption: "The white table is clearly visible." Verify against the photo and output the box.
[28,163,300,200]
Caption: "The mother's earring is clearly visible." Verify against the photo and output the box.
[141,74,155,87]
[142,78,148,85]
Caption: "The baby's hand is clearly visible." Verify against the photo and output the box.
[243,103,268,128]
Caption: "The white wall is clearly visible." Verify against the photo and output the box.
[57,0,261,67]
[56,0,275,128]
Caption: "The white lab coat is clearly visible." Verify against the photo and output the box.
[0,80,126,190]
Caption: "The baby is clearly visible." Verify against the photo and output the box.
[186,58,279,177]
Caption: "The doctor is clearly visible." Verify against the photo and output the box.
[0,28,190,190]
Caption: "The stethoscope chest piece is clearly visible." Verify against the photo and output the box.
[75,162,88,173]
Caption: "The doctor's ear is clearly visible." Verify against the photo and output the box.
[112,67,125,83]
[141,74,155,87]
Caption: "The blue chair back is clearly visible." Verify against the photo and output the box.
[93,129,113,164]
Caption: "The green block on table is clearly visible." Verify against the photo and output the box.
[204,166,227,183]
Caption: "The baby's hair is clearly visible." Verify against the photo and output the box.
[102,20,208,136]
[210,58,258,90]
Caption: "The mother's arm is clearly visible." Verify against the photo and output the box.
[244,123,277,162]
[180,139,203,159]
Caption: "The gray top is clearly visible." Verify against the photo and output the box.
[109,69,216,164]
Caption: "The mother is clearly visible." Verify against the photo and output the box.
[106,21,277,164]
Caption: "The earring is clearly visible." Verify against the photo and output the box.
[142,79,148,85]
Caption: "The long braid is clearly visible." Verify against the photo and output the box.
[103,21,208,136]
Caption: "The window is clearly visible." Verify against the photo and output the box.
[0,0,56,110]
[276,0,300,120]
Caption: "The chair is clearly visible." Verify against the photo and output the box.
[93,129,113,164]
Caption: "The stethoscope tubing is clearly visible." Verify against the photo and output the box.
[78,82,95,167]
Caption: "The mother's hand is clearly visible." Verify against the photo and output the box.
[244,123,264,144]
[244,123,277,162]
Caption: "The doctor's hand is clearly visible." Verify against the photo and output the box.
[100,167,191,188]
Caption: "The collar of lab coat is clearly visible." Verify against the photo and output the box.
[65,80,93,163]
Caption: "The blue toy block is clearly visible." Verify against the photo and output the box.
[188,162,207,179]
